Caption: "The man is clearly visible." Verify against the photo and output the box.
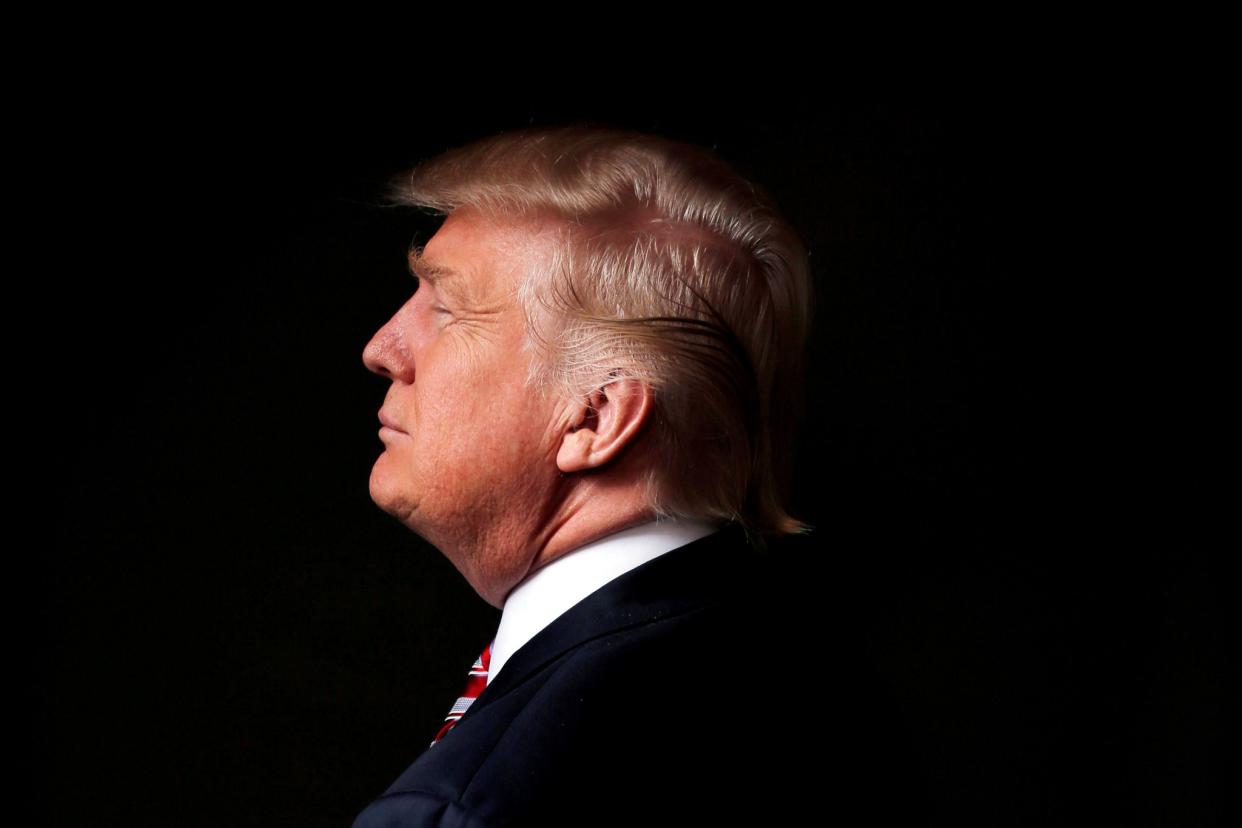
[353,125,922,826]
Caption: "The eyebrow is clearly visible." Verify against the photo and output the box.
[407,245,460,289]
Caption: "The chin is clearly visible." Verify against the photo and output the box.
[367,461,403,511]
[370,462,430,528]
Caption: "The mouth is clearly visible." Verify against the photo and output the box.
[378,410,407,434]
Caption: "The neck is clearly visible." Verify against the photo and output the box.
[433,435,661,609]
[504,477,656,606]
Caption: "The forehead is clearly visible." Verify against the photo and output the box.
[411,209,558,303]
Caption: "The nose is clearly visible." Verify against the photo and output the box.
[362,305,414,383]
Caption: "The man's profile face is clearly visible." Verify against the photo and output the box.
[361,208,566,603]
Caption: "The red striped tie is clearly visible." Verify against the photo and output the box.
[429,639,493,748]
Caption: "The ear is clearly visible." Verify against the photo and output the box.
[556,377,654,474]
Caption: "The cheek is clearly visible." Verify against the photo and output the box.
[415,338,548,458]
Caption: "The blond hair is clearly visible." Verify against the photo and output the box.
[384,124,814,543]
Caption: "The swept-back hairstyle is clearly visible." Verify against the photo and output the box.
[384,124,814,543]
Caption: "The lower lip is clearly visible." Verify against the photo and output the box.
[379,425,407,436]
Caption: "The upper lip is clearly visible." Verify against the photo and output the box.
[378,410,405,432]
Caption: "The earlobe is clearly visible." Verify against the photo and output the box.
[555,378,653,474]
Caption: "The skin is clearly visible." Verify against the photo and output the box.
[362,207,657,608]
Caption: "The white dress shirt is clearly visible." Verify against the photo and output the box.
[487,518,723,686]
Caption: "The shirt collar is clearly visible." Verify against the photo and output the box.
[488,517,723,685]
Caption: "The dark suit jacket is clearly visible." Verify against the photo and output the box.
[352,522,928,827]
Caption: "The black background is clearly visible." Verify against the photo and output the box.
[32,91,1225,826]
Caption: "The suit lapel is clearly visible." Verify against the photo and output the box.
[464,522,754,718]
